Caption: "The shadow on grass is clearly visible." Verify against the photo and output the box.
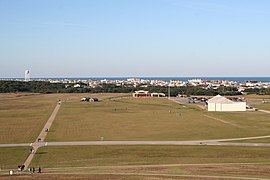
[35,152,47,155]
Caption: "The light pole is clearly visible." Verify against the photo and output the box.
[168,85,170,99]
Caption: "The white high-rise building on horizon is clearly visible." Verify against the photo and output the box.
[25,70,30,81]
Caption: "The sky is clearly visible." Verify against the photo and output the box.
[0,0,270,78]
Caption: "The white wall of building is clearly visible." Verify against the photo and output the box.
[208,102,246,112]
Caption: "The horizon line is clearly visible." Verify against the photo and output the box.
[1,76,270,79]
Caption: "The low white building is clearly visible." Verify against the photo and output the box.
[133,91,166,98]
[151,92,166,97]
[133,90,150,97]
[208,95,246,112]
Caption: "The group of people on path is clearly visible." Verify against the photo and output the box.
[17,165,25,172]
[20,148,41,174]
[17,165,41,173]
[28,167,41,174]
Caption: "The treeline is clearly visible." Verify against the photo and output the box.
[243,88,270,95]
[0,81,248,96]
[0,81,66,93]
[143,85,242,96]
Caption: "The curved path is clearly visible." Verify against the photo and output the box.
[259,109,270,114]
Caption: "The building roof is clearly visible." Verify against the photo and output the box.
[208,95,233,104]
[134,90,149,94]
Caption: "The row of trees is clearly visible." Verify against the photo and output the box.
[0,81,66,93]
[243,87,270,95]
[0,80,268,95]
[143,85,242,96]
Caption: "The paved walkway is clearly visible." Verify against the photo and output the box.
[259,109,270,114]
[22,102,61,169]
[2,134,270,148]
[41,140,270,147]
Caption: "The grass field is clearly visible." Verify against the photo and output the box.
[244,94,270,100]
[0,93,125,144]
[206,111,270,131]
[27,145,270,179]
[0,93,57,143]
[0,174,244,180]
[1,93,269,143]
[31,145,270,168]
[1,93,270,178]
[0,147,29,170]
[253,103,270,111]
[46,96,270,141]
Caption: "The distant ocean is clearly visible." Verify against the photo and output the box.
[2,77,270,83]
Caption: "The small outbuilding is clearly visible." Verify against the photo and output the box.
[133,90,166,98]
[208,95,246,112]
[151,93,166,97]
[133,90,150,97]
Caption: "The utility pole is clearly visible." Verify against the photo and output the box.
[168,85,170,99]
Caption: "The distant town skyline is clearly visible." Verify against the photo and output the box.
[0,0,270,78]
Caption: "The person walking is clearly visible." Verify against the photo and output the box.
[21,164,25,171]
[28,167,32,174]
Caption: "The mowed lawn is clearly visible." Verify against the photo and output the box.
[46,97,270,141]
[31,145,270,168]
[245,94,270,109]
[244,94,270,100]
[254,103,270,111]
[0,93,57,143]
[27,145,270,179]
[0,147,29,170]
[0,93,124,144]
[205,111,270,133]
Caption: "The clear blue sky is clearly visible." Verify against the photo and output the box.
[0,0,269,78]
